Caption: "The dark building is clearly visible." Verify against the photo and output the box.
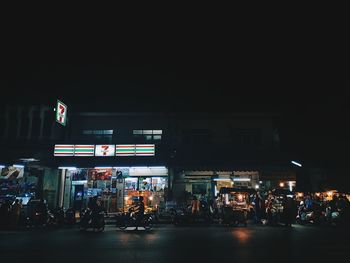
[1,104,311,211]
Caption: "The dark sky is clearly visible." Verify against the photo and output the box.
[2,50,349,182]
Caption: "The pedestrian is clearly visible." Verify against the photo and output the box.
[254,192,263,224]
[305,194,313,211]
[282,195,295,227]
[191,195,200,222]
[0,200,12,229]
[11,199,22,229]
[266,195,277,226]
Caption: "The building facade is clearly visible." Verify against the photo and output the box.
[0,104,302,212]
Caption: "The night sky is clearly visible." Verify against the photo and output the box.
[2,50,349,186]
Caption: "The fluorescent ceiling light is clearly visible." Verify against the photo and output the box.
[213,178,232,181]
[19,158,39,162]
[233,178,251,182]
[58,166,77,170]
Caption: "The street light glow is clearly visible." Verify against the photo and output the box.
[291,161,302,167]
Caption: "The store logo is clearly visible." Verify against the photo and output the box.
[55,100,67,126]
[95,145,115,157]
[101,145,109,156]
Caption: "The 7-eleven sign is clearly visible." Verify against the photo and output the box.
[95,145,115,156]
[56,100,67,126]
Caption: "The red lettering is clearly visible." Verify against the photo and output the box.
[58,104,65,123]
[102,145,109,155]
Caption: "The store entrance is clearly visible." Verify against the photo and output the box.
[66,167,169,214]
[72,185,84,211]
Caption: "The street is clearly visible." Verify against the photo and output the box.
[1,224,349,263]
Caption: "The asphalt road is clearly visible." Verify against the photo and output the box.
[0,224,349,263]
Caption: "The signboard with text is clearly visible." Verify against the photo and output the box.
[56,100,67,126]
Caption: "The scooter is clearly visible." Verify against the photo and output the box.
[80,208,105,232]
[48,207,65,227]
[116,207,153,230]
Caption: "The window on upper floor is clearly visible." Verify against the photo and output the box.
[81,129,114,143]
[133,130,162,141]
[82,130,113,135]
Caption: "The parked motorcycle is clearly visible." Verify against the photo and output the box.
[173,202,213,226]
[65,207,76,225]
[296,203,326,225]
[47,207,65,227]
[80,208,105,232]
[116,207,153,230]
[26,199,48,227]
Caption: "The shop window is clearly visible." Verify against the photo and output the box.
[124,176,168,211]
[125,178,138,190]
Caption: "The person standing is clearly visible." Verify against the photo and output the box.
[135,196,145,230]
[191,196,200,222]
[254,192,263,224]
[282,195,295,227]
[0,200,11,229]
[11,199,22,229]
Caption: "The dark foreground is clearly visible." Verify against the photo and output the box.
[1,224,349,263]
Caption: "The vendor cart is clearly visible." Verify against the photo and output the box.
[219,187,255,226]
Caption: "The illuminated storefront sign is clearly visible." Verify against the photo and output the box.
[54,144,155,157]
[116,145,135,156]
[74,145,95,156]
[56,100,67,126]
[135,144,155,156]
[95,145,115,156]
[54,145,74,156]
